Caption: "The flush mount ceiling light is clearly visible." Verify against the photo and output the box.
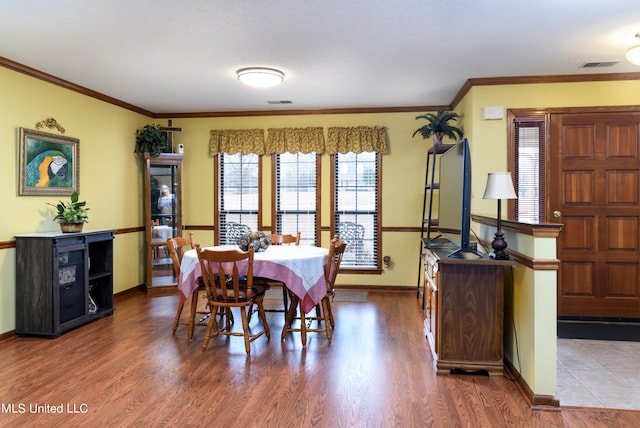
[626,33,640,65]
[626,46,640,65]
[237,67,284,87]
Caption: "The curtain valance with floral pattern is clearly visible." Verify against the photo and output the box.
[325,126,388,154]
[265,127,325,154]
[209,129,265,155]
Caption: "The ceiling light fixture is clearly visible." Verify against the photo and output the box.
[626,33,640,66]
[626,46,640,65]
[237,67,284,88]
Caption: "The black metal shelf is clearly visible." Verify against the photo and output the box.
[416,143,454,308]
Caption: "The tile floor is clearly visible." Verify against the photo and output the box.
[557,338,640,410]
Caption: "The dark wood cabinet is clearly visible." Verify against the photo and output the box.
[423,245,513,375]
[15,230,115,337]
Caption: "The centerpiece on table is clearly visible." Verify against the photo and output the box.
[237,231,271,252]
[47,192,89,233]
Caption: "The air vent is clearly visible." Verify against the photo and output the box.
[267,100,293,104]
[580,61,619,68]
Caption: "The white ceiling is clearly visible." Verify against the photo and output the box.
[2,0,640,114]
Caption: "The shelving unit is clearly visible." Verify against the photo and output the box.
[15,230,115,337]
[416,143,454,309]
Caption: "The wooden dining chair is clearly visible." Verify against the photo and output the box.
[169,233,209,340]
[270,232,301,246]
[197,243,271,355]
[281,236,346,346]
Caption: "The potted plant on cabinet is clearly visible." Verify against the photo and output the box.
[134,124,169,158]
[413,110,463,145]
[47,192,89,233]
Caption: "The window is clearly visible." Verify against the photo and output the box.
[333,151,380,269]
[510,115,546,222]
[217,153,260,244]
[274,152,319,246]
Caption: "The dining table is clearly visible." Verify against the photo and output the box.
[178,244,329,314]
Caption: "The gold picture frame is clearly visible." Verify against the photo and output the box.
[18,127,79,196]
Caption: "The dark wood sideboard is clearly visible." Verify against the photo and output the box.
[15,230,115,337]
[423,244,514,375]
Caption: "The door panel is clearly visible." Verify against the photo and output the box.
[551,112,640,318]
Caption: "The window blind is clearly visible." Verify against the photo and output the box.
[275,152,318,246]
[219,153,259,244]
[333,151,379,268]
[514,117,545,222]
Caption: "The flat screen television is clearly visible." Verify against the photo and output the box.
[437,138,481,259]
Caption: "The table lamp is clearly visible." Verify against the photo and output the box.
[482,172,517,260]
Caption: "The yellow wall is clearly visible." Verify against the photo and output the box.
[0,67,150,333]
[468,80,640,217]
[466,79,640,398]
[1,66,449,335]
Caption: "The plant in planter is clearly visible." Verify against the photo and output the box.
[47,192,89,233]
[413,110,463,145]
[134,124,169,158]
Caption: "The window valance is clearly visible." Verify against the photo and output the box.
[209,125,389,156]
[209,129,265,155]
[265,127,325,154]
[326,126,388,154]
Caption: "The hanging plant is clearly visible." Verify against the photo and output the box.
[413,110,463,145]
[134,124,169,158]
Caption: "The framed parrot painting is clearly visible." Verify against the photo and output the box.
[18,128,79,196]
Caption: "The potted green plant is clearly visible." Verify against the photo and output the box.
[134,124,169,158]
[47,192,89,233]
[413,110,463,145]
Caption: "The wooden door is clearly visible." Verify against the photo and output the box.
[550,112,640,318]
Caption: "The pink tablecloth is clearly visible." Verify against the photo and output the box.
[178,245,329,314]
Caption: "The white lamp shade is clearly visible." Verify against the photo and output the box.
[626,46,640,66]
[483,172,517,200]
[237,67,284,87]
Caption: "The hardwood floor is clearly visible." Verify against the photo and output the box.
[1,289,639,427]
